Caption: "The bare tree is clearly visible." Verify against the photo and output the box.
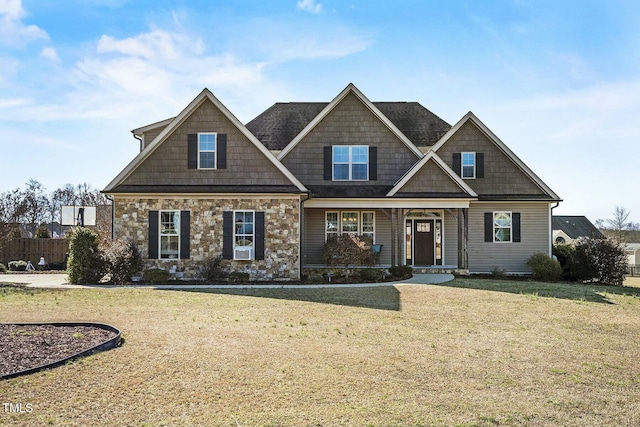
[0,188,28,240]
[22,180,49,237]
[600,206,635,243]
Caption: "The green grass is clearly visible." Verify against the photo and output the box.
[1,278,639,426]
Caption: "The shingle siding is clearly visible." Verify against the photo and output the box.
[122,99,293,187]
[437,121,547,196]
[281,92,419,189]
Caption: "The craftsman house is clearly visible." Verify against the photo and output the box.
[103,84,561,279]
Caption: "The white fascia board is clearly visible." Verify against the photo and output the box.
[131,117,175,136]
[431,112,561,201]
[304,198,472,209]
[109,193,305,200]
[278,83,423,160]
[104,89,307,193]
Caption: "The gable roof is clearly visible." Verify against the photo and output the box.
[276,83,425,160]
[246,100,451,150]
[552,216,604,239]
[430,112,561,201]
[387,151,478,197]
[104,88,307,193]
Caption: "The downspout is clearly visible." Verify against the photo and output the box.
[550,201,560,255]
[299,192,311,279]
[132,132,143,152]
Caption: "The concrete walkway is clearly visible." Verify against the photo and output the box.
[0,273,454,289]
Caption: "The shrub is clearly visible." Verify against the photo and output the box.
[47,261,66,271]
[0,263,6,273]
[388,264,413,279]
[35,224,50,238]
[572,238,628,286]
[228,271,250,283]
[8,260,27,271]
[143,268,171,283]
[357,268,386,282]
[526,252,562,282]
[67,227,105,285]
[490,265,507,279]
[198,255,228,282]
[553,243,576,279]
[323,235,375,273]
[104,238,143,285]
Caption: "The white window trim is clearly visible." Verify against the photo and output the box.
[493,211,513,243]
[325,210,376,243]
[332,145,369,181]
[159,210,181,259]
[233,210,255,260]
[325,211,339,242]
[461,152,476,179]
[198,132,217,170]
[361,211,375,242]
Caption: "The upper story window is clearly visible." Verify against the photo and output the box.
[461,152,475,179]
[333,145,368,181]
[198,133,217,169]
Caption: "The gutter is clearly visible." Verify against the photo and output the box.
[132,131,143,152]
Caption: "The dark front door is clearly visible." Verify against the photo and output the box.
[414,220,435,266]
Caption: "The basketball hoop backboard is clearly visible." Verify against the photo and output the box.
[61,206,97,226]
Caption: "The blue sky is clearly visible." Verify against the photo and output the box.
[1,0,639,223]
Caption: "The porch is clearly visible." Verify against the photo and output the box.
[300,204,470,272]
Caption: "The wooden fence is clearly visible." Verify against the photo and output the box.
[0,238,70,266]
[629,265,640,277]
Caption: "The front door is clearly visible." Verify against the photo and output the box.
[413,220,434,266]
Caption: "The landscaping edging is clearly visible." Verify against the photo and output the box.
[0,322,122,380]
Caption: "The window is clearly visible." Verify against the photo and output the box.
[461,152,475,178]
[234,211,254,260]
[326,211,339,240]
[493,211,512,242]
[333,145,368,181]
[325,211,375,242]
[198,133,216,169]
[160,211,180,259]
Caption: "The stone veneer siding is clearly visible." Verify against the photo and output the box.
[114,196,300,280]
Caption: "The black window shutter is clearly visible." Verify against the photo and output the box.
[323,146,332,180]
[217,134,227,169]
[180,211,190,259]
[255,212,265,260]
[512,213,521,242]
[453,153,461,176]
[484,212,493,242]
[369,146,377,181]
[476,152,484,178]
[188,134,198,169]
[148,211,159,259]
[222,211,233,259]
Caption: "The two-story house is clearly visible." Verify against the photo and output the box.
[103,84,561,280]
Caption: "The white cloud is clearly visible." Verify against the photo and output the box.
[0,0,48,46]
[40,46,59,62]
[297,0,322,14]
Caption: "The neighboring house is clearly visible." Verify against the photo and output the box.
[552,215,604,244]
[625,243,640,267]
[104,84,561,279]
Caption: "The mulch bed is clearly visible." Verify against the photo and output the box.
[0,324,116,377]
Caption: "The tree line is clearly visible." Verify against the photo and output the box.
[0,180,110,239]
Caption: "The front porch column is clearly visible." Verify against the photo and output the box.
[390,208,404,267]
[457,208,469,269]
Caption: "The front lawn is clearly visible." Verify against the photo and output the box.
[1,278,639,426]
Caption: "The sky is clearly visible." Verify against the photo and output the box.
[1,0,639,224]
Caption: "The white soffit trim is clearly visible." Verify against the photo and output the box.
[387,151,478,197]
[304,198,472,209]
[277,83,424,160]
[430,112,561,201]
[104,89,307,193]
